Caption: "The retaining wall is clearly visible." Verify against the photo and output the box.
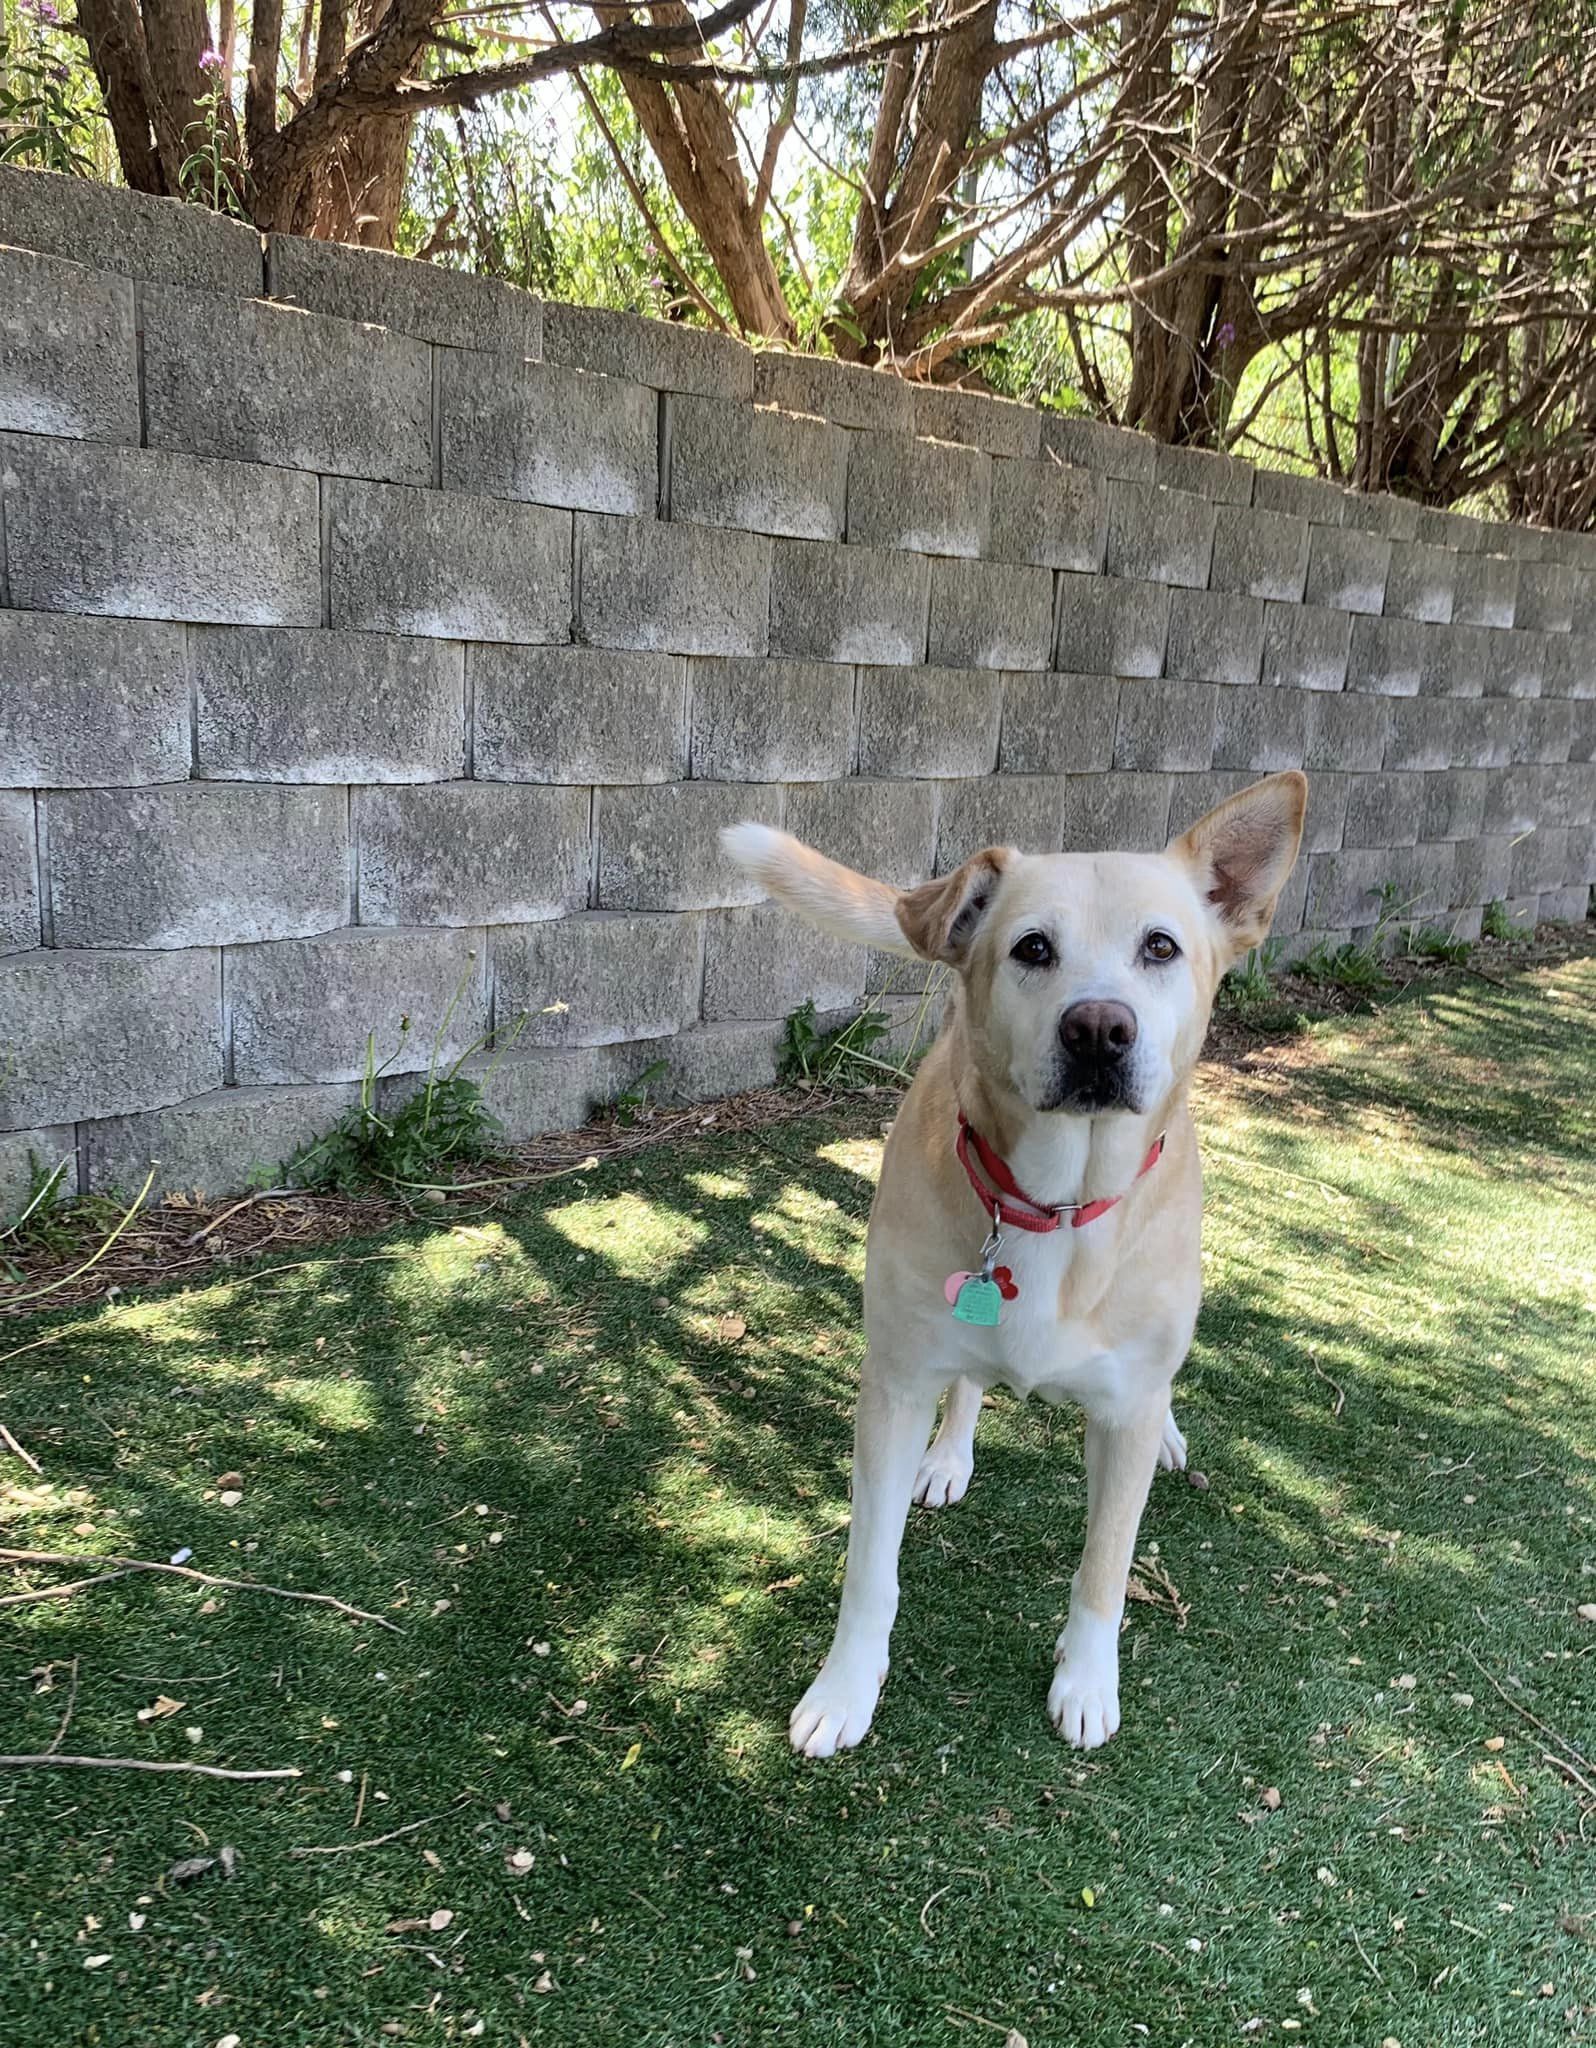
[1,167,1592,1208]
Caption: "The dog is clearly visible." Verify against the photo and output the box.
[723,771,1307,1756]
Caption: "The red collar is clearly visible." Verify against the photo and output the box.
[955,1115,1165,1233]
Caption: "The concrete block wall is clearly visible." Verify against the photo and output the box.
[2,167,1593,1209]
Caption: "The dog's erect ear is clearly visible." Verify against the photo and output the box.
[896,848,1009,965]
[1169,772,1307,959]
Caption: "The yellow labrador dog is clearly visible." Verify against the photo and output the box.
[724,772,1306,1757]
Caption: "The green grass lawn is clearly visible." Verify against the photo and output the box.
[3,958,1594,2047]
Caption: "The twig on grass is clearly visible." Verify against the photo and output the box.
[1348,1923,1383,1981]
[1463,1644,1593,1775]
[0,1548,400,1632]
[0,1569,134,1608]
[287,1799,469,1857]
[0,1753,300,1780]
[45,1657,80,1756]
[920,1882,952,1937]
[1311,1358,1347,1417]
[182,1188,294,1245]
[0,1420,42,1475]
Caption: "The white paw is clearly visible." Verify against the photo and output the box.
[912,1440,973,1509]
[1157,1407,1187,1472]
[788,1657,884,1759]
[1047,1609,1121,1750]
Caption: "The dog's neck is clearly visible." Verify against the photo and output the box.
[958,1062,1184,1213]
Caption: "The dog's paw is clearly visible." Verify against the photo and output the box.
[789,1658,884,1759]
[1048,1609,1121,1750]
[912,1440,973,1509]
[1157,1407,1188,1473]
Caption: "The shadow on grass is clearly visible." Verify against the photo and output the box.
[2,961,1593,2046]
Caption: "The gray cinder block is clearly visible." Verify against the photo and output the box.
[1039,415,1156,482]
[1452,834,1515,906]
[1298,771,1351,854]
[1523,699,1574,766]
[1343,772,1425,849]
[702,901,865,1020]
[1211,685,1311,771]
[1060,771,1172,851]
[1,436,320,625]
[228,925,487,1086]
[1114,680,1219,771]
[541,303,753,401]
[1541,634,1596,700]
[1384,699,1465,772]
[1419,769,1488,843]
[1000,673,1121,775]
[1514,563,1579,633]
[934,776,1063,870]
[926,557,1055,670]
[0,945,222,1128]
[471,643,686,784]
[1164,771,1251,838]
[1303,526,1391,614]
[752,353,914,434]
[670,396,848,540]
[845,431,992,557]
[577,513,770,656]
[1340,492,1420,542]
[1383,541,1456,625]
[1105,480,1216,588]
[46,783,347,948]
[856,665,1001,777]
[142,287,432,484]
[267,233,541,355]
[1208,504,1309,602]
[0,164,261,292]
[81,1082,361,1202]
[1152,442,1254,505]
[330,479,571,643]
[1,1124,75,1218]
[1572,704,1596,764]
[440,352,656,516]
[1417,623,1489,699]
[1306,845,1395,928]
[768,538,928,664]
[911,385,1039,458]
[690,657,852,781]
[1261,603,1352,690]
[1512,826,1567,899]
[1451,553,1518,628]
[357,783,590,927]
[0,247,138,443]
[1164,588,1264,685]
[1479,629,1545,700]
[0,611,187,786]
[1305,690,1393,773]
[493,910,703,1046]
[194,627,464,782]
[1345,615,1428,697]
[1415,505,1486,552]
[988,457,1107,572]
[1252,470,1350,525]
[0,792,38,953]
[1055,573,1170,677]
[596,781,780,911]
[783,778,938,884]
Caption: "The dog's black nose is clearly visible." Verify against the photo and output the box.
[1059,999,1138,1060]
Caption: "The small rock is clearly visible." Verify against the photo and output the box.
[1187,1470,1210,1491]
[216,1471,243,1491]
[428,1908,453,1932]
[1578,1603,1596,1623]
[218,1490,243,1508]
[1260,1786,1282,1811]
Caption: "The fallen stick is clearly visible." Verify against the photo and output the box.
[0,1753,300,1781]
[0,1421,42,1475]
[183,1189,294,1246]
[0,1548,400,1633]
[1464,1644,1593,1776]
[287,1800,467,1858]
[0,1569,134,1609]
[46,1656,80,1756]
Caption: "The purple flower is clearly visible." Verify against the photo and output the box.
[199,45,225,71]
[1215,320,1236,349]
[27,0,61,23]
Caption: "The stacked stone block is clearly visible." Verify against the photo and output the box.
[1,167,1592,1210]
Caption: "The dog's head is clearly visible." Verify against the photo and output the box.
[723,772,1305,1120]
[894,773,1306,1116]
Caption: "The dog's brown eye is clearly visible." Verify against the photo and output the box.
[1143,929,1180,963]
[1011,932,1054,969]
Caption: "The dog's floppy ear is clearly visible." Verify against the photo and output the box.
[1169,772,1307,959]
[896,848,1009,965]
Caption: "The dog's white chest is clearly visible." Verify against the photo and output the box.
[944,1227,1120,1405]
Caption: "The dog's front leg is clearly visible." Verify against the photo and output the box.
[790,1358,938,1759]
[1048,1396,1167,1750]
[913,1373,984,1508]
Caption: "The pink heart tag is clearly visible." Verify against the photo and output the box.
[943,1271,973,1306]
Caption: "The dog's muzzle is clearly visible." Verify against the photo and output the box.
[1047,999,1142,1113]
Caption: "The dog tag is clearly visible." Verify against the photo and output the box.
[950,1274,1003,1327]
